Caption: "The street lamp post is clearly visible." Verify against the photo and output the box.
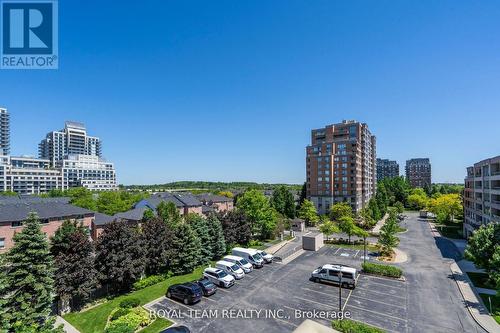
[363,237,367,264]
[338,265,343,312]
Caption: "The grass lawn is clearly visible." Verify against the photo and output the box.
[480,293,500,325]
[326,243,378,252]
[64,267,205,333]
[467,272,497,289]
[138,318,173,333]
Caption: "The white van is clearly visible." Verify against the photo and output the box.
[232,247,264,268]
[223,255,253,273]
[310,264,357,289]
[203,267,235,288]
[215,260,245,279]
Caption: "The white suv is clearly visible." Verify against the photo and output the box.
[203,267,235,288]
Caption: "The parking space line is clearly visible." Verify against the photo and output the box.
[354,249,360,257]
[202,296,217,302]
[359,274,406,285]
[293,296,338,309]
[348,294,407,309]
[341,272,360,311]
[274,316,298,328]
[345,304,407,322]
[349,318,400,333]
[334,247,341,255]
[353,286,407,300]
[300,287,339,299]
[161,297,197,312]
[359,279,406,290]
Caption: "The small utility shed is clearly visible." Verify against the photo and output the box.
[291,218,305,232]
[302,231,324,251]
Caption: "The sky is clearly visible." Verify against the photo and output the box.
[1,0,499,185]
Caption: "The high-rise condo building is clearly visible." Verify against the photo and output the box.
[59,154,117,191]
[39,121,102,166]
[405,158,431,188]
[306,120,376,214]
[463,155,500,238]
[0,108,10,155]
[377,158,399,182]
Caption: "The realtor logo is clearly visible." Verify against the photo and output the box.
[1,0,58,69]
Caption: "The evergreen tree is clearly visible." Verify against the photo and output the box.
[51,221,98,311]
[3,213,55,329]
[142,217,173,275]
[217,210,252,248]
[298,182,307,206]
[186,214,212,265]
[206,214,226,260]
[270,185,296,219]
[0,254,8,331]
[95,221,145,294]
[169,223,202,275]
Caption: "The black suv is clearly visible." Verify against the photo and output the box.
[196,278,217,296]
[166,283,202,305]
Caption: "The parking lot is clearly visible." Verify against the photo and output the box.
[145,246,409,333]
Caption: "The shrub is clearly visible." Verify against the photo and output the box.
[249,239,263,247]
[119,297,141,309]
[107,308,151,332]
[133,274,168,290]
[110,307,131,321]
[362,262,402,278]
[332,319,385,333]
[105,321,135,333]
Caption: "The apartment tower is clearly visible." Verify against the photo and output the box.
[463,156,500,238]
[405,158,431,188]
[376,158,399,182]
[0,108,9,155]
[306,120,376,214]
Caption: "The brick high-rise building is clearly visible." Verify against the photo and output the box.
[463,156,500,238]
[306,120,376,214]
[405,158,431,188]
[376,158,399,181]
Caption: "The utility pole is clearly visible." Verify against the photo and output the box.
[363,237,367,264]
[338,265,343,312]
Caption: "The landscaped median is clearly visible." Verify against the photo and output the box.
[361,262,403,279]
[332,319,386,333]
[63,267,205,333]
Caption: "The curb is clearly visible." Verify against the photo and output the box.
[269,236,297,255]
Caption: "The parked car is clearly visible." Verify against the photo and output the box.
[203,267,235,288]
[166,282,202,305]
[311,264,357,289]
[223,255,253,273]
[232,247,264,268]
[256,250,274,263]
[196,278,217,296]
[215,260,245,279]
[160,325,191,333]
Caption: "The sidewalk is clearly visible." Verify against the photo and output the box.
[450,262,499,333]
[55,316,80,333]
[370,213,389,235]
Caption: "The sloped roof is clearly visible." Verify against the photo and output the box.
[113,207,148,221]
[93,212,115,226]
[196,193,233,203]
[0,201,94,223]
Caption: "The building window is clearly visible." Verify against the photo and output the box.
[11,221,22,228]
[0,238,4,249]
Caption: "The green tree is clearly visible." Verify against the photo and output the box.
[318,219,339,241]
[237,189,277,239]
[427,193,462,224]
[298,199,319,226]
[3,213,55,329]
[141,217,173,275]
[407,188,428,210]
[298,182,307,206]
[170,223,202,275]
[157,201,182,226]
[95,221,146,294]
[378,216,400,255]
[187,214,212,265]
[0,254,9,330]
[394,201,404,214]
[465,223,500,272]
[338,216,359,244]
[367,198,382,221]
[270,185,296,219]
[329,202,353,221]
[51,221,98,311]
[217,210,252,248]
[206,214,226,260]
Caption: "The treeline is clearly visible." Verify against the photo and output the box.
[121,181,302,192]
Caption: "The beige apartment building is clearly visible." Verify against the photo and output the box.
[464,155,500,238]
[306,120,376,214]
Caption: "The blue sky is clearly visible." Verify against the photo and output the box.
[1,0,499,185]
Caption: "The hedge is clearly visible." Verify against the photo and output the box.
[119,297,141,309]
[361,262,402,278]
[332,319,386,333]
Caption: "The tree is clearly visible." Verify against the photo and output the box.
[68,187,97,211]
[0,254,9,330]
[2,213,55,329]
[338,216,360,244]
[187,214,212,266]
[367,198,382,221]
[329,202,353,221]
[298,182,307,206]
[218,191,234,198]
[217,210,252,248]
[206,214,226,260]
[156,201,181,227]
[270,185,296,219]
[427,193,462,224]
[465,223,500,272]
[51,221,98,311]
[170,223,202,275]
[298,199,319,226]
[95,221,145,294]
[378,215,400,255]
[142,208,155,222]
[237,189,277,239]
[318,219,339,241]
[141,217,173,275]
[407,188,428,210]
[394,202,404,214]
